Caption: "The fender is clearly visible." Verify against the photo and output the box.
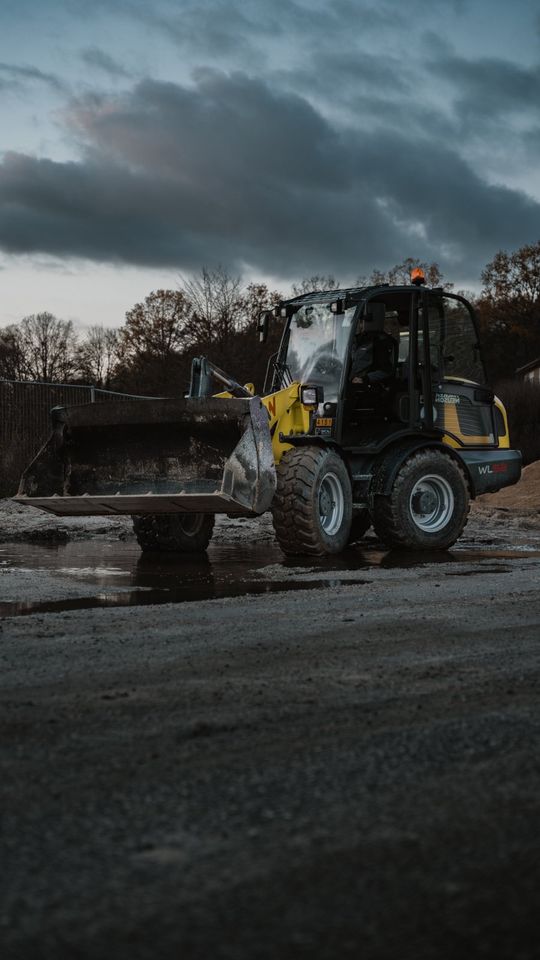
[369,438,472,500]
[278,432,341,451]
[370,438,522,500]
[456,448,521,495]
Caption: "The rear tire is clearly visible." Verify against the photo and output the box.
[132,513,215,553]
[272,446,352,556]
[371,449,469,550]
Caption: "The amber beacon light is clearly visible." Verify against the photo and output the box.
[411,267,426,286]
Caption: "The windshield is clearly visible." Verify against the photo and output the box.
[286,303,356,401]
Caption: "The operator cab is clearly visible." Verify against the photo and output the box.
[269,279,498,455]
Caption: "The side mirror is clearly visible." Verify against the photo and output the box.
[258,310,271,344]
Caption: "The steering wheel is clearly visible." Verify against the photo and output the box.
[306,354,342,378]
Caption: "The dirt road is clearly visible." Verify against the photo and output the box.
[1,501,540,959]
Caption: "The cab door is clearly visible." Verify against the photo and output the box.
[424,292,496,447]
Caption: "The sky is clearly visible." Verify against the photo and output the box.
[1,0,539,330]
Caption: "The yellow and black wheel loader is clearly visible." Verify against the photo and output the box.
[15,273,522,555]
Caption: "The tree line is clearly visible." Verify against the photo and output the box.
[0,269,283,395]
[1,245,540,395]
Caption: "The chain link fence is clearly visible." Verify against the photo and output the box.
[0,380,142,497]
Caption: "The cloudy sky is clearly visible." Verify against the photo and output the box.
[1,0,539,329]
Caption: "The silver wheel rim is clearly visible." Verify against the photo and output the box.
[318,471,345,536]
[409,474,454,533]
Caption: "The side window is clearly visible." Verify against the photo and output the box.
[356,300,412,375]
[383,310,410,378]
[418,299,444,374]
[440,296,485,384]
[381,310,399,340]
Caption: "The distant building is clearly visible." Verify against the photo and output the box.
[516,358,540,384]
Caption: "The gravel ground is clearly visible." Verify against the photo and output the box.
[1,491,540,959]
[0,498,277,546]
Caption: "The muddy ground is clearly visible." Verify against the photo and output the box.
[1,492,540,959]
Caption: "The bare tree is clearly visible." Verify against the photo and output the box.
[115,272,286,395]
[77,326,120,388]
[358,258,451,289]
[481,242,540,310]
[174,271,284,389]
[17,312,77,382]
[121,290,191,361]
[0,326,25,380]
[241,281,283,324]
[291,275,340,296]
[117,289,192,394]
[477,240,540,379]
[179,267,247,346]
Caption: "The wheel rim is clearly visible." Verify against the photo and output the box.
[318,472,345,536]
[409,474,454,533]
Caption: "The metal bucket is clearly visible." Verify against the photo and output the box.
[14,395,276,517]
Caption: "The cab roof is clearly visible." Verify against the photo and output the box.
[283,283,439,308]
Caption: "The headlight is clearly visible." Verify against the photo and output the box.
[301,384,323,406]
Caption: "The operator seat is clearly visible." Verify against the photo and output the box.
[350,303,398,387]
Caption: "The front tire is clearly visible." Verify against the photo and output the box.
[371,449,470,550]
[272,446,352,556]
[132,513,215,553]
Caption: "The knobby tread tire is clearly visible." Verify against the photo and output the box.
[371,449,470,551]
[271,446,352,557]
[132,513,215,553]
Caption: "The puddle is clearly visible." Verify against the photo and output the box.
[1,539,539,619]
[0,578,375,618]
[444,566,513,577]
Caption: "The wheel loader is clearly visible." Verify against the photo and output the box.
[14,272,522,555]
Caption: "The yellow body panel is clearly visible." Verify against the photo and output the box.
[219,379,511,463]
[441,407,492,447]
[494,396,510,448]
[261,383,312,463]
[439,378,510,450]
[441,396,509,450]
[216,382,311,463]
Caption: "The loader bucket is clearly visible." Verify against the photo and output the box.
[14,395,276,517]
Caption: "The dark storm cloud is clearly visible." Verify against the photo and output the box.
[125,0,409,64]
[80,48,131,79]
[150,1,273,52]
[0,77,19,93]
[274,49,414,105]
[0,61,66,93]
[0,71,539,281]
[432,53,540,120]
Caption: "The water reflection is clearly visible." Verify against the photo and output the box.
[0,537,537,619]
